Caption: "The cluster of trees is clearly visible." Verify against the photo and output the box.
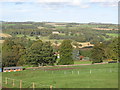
[91,37,119,63]
[2,38,57,67]
[58,40,74,65]
[18,40,57,66]
[2,38,74,67]
[2,39,25,67]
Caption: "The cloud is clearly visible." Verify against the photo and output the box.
[90,0,119,7]
[0,0,118,8]
[90,0,118,2]
[0,0,28,2]
[36,0,90,8]
[0,0,89,8]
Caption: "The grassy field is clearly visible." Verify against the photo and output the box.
[106,33,118,37]
[2,63,118,88]
[74,60,92,64]
[16,34,64,43]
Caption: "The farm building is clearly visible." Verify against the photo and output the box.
[3,66,24,72]
[52,31,60,34]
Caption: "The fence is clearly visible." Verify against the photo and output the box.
[2,68,117,88]
[2,77,54,89]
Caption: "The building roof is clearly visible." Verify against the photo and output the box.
[4,66,23,69]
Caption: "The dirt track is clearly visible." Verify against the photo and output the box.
[27,62,108,70]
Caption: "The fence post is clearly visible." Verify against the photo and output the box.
[33,82,35,90]
[110,69,112,72]
[12,79,15,87]
[78,71,79,75]
[5,77,7,84]
[72,71,73,74]
[90,70,91,74]
[20,80,22,89]
[50,85,52,90]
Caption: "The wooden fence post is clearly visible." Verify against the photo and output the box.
[50,85,52,90]
[64,71,66,74]
[90,70,91,74]
[5,77,7,84]
[20,80,22,89]
[72,71,73,74]
[12,79,15,87]
[78,71,79,75]
[33,82,35,90]
[110,69,112,72]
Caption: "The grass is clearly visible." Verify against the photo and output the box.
[5,24,16,26]
[16,34,24,37]
[2,63,118,88]
[15,34,63,43]
[106,33,118,37]
[74,60,92,64]
[22,24,32,25]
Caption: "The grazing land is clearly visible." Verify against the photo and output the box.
[2,63,118,88]
[106,33,118,37]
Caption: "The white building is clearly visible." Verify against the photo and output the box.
[52,31,60,34]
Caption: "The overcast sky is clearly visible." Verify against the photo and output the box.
[0,0,118,24]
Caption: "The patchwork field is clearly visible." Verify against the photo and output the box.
[0,33,12,38]
[106,33,118,37]
[2,63,118,88]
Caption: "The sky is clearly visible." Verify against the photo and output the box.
[0,0,119,24]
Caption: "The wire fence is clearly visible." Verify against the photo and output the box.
[2,67,118,88]
[2,77,54,89]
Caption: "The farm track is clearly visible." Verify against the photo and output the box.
[26,62,108,70]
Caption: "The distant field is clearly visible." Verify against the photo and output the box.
[22,24,32,25]
[106,33,118,37]
[16,34,24,37]
[2,63,118,88]
[0,33,12,37]
[5,24,16,26]
[74,60,92,64]
[16,34,64,43]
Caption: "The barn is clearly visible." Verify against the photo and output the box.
[3,66,24,72]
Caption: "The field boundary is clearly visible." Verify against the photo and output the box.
[2,77,54,89]
[27,62,108,70]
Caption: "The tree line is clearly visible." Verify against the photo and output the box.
[2,38,74,67]
[2,36,119,67]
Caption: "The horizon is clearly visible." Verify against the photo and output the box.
[0,21,117,24]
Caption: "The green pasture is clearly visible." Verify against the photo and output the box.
[55,26,66,29]
[5,24,16,26]
[106,33,118,37]
[22,24,33,25]
[74,60,92,64]
[16,34,24,37]
[2,63,118,88]
[16,34,64,43]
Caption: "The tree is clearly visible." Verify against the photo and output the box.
[58,40,74,65]
[42,41,57,66]
[25,40,43,66]
[105,37,119,62]
[25,40,56,66]
[90,42,105,63]
[2,39,25,67]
